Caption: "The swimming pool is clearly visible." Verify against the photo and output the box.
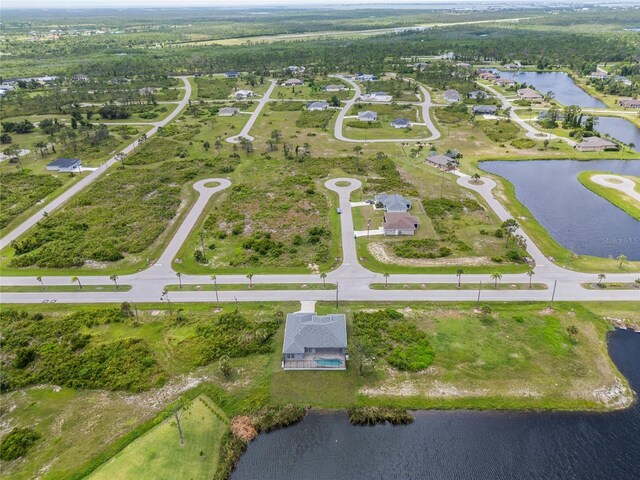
[315,357,343,367]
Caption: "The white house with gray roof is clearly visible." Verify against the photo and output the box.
[375,193,412,212]
[307,101,329,111]
[282,313,347,370]
[357,110,378,122]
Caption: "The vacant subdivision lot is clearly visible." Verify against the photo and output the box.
[2,301,635,480]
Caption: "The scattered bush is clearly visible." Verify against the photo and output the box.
[348,407,413,425]
[510,138,537,149]
[0,427,41,461]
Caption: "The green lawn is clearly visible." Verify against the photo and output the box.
[88,395,228,480]
[577,170,640,221]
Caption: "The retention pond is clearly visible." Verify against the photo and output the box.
[232,329,640,480]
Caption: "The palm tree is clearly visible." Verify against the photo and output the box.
[247,273,254,288]
[160,289,173,315]
[110,274,119,289]
[383,273,390,287]
[526,270,535,288]
[36,276,44,289]
[176,272,183,288]
[617,254,627,267]
[210,274,219,304]
[456,269,464,288]
[471,173,481,184]
[320,272,327,287]
[597,273,606,286]
[491,272,502,288]
[71,276,82,289]
[628,142,635,152]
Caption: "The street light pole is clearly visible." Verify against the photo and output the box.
[551,280,557,305]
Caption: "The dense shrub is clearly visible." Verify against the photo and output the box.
[423,197,482,218]
[0,309,164,392]
[192,311,279,364]
[393,239,452,259]
[194,77,237,99]
[478,120,520,143]
[0,428,41,461]
[353,309,435,372]
[510,138,537,149]
[0,172,62,229]
[434,102,469,124]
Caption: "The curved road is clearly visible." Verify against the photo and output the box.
[332,75,441,143]
[2,173,639,304]
[227,80,277,143]
[591,174,640,203]
[0,76,193,250]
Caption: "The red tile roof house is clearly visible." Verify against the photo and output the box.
[383,212,420,236]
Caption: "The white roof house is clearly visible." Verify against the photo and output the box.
[391,118,411,128]
[357,110,378,121]
[307,101,329,111]
[234,89,253,99]
[283,78,304,86]
[323,84,346,92]
[360,92,392,102]
[218,107,240,116]
[355,73,378,82]
[46,157,82,172]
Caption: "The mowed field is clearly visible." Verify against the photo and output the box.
[88,395,228,480]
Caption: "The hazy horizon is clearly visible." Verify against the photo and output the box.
[3,0,638,11]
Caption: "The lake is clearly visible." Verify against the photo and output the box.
[232,329,640,480]
[498,71,607,108]
[592,116,640,152]
[481,159,640,260]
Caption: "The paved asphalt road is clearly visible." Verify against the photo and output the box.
[591,174,640,203]
[2,174,638,304]
[1,75,638,304]
[227,80,277,143]
[0,76,193,251]
[332,75,441,143]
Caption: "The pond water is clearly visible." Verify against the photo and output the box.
[481,159,640,260]
[592,116,640,152]
[498,71,607,108]
[232,329,640,480]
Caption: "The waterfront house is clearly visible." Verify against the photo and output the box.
[282,313,347,370]
[443,89,461,103]
[391,118,411,128]
[425,154,458,170]
[576,136,619,152]
[479,72,498,81]
[383,212,420,236]
[218,107,240,117]
[494,78,516,87]
[375,193,412,212]
[618,98,640,109]
[46,157,82,172]
[357,110,378,122]
[517,88,543,102]
[307,101,330,111]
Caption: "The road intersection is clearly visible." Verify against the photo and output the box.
[1,74,638,305]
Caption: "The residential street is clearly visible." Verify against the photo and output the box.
[0,76,193,250]
[226,80,277,143]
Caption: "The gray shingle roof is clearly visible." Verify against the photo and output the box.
[47,157,81,169]
[375,193,412,212]
[283,313,347,354]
